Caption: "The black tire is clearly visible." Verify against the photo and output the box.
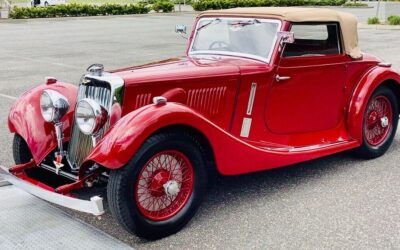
[107,131,208,239]
[44,1,49,6]
[13,134,33,165]
[354,86,399,159]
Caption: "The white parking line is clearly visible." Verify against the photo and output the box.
[0,93,17,100]
[2,53,81,70]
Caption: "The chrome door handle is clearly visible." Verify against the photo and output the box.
[275,75,291,82]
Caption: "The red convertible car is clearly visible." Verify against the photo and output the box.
[2,7,400,239]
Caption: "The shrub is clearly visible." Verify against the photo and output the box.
[192,0,346,11]
[153,0,175,12]
[342,2,368,7]
[10,3,150,19]
[388,15,400,25]
[367,16,380,25]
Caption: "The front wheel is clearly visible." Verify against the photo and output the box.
[355,86,398,159]
[13,134,33,165]
[107,131,208,239]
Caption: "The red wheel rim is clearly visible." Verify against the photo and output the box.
[364,95,392,146]
[135,150,194,221]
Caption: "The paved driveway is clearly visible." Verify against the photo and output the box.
[0,11,400,249]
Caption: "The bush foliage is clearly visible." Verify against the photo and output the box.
[342,2,368,7]
[367,16,380,24]
[388,15,400,25]
[10,3,152,19]
[153,0,175,12]
[192,0,346,11]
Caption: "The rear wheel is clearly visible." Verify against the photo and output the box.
[13,134,33,165]
[107,131,208,239]
[355,86,398,159]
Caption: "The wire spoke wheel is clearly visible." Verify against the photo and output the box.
[364,95,392,146]
[135,150,194,221]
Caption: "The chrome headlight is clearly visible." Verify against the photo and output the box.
[40,90,70,123]
[75,98,108,135]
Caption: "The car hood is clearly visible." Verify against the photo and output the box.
[111,56,250,86]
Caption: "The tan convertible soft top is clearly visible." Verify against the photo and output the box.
[200,7,362,59]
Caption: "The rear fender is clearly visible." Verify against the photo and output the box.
[8,83,78,164]
[347,66,400,141]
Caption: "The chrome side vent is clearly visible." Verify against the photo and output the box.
[135,93,152,109]
[187,86,227,116]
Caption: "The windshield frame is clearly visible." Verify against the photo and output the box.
[188,17,282,63]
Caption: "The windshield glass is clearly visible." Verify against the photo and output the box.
[190,17,281,62]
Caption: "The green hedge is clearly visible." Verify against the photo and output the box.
[10,3,151,19]
[367,16,379,24]
[342,2,368,7]
[388,15,400,25]
[192,0,346,11]
[153,0,175,12]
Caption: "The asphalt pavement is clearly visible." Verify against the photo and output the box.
[1,9,400,250]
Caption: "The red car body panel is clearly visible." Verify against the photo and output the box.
[8,83,77,164]
[7,17,400,178]
[83,102,359,175]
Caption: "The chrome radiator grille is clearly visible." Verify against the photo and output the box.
[68,84,111,169]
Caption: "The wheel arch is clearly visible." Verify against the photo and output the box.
[83,103,223,174]
[347,66,400,141]
[152,124,218,176]
[380,79,400,112]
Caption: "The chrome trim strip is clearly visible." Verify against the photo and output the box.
[246,83,257,115]
[240,117,252,138]
[39,163,78,181]
[0,165,104,216]
[378,62,392,67]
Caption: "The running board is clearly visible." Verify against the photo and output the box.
[262,140,354,152]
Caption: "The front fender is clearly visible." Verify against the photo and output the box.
[8,83,77,164]
[84,103,219,169]
[347,66,400,141]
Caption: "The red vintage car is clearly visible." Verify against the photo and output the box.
[2,7,400,239]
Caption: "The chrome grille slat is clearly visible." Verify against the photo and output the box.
[68,83,112,169]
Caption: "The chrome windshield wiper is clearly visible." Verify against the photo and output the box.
[197,18,221,32]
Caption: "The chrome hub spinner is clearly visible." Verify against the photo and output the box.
[163,180,180,196]
[381,116,389,128]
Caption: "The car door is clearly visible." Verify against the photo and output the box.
[265,22,349,135]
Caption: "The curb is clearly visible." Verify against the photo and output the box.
[359,23,400,30]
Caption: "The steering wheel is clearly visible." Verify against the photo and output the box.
[208,41,231,51]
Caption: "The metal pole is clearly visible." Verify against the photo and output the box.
[376,0,381,18]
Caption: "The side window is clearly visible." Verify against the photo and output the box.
[282,23,341,58]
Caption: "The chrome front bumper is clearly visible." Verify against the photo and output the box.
[0,165,104,216]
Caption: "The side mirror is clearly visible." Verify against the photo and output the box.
[175,24,187,34]
[277,31,294,53]
[277,31,295,44]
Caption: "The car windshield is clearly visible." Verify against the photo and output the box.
[190,17,281,63]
